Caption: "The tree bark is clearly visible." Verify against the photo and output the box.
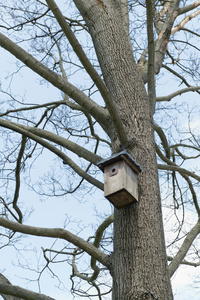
[74,1,173,299]
[0,274,23,300]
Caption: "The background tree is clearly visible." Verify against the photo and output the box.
[0,0,200,299]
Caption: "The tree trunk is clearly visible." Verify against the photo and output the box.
[74,1,173,299]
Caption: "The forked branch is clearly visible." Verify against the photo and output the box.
[168,220,200,277]
[45,0,110,105]
[0,32,109,132]
[0,217,110,268]
[0,119,104,190]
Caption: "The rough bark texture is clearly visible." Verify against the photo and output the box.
[74,1,173,299]
[0,274,23,300]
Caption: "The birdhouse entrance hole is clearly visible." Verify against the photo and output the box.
[109,164,118,177]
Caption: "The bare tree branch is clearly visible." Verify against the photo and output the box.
[0,274,23,300]
[73,0,131,148]
[70,214,113,291]
[167,256,200,267]
[45,0,111,106]
[0,281,55,300]
[0,217,110,268]
[158,163,200,182]
[172,9,200,35]
[155,2,179,70]
[169,143,200,153]
[0,118,102,165]
[156,141,200,215]
[0,100,66,117]
[146,0,156,116]
[156,86,200,102]
[140,0,180,83]
[179,27,200,38]
[0,6,50,31]
[161,64,193,88]
[0,119,104,190]
[0,32,110,133]
[178,0,200,15]
[181,174,200,217]
[154,124,170,159]
[13,135,26,223]
[168,220,200,277]
[156,141,200,182]
[90,214,114,281]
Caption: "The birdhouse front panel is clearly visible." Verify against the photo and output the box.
[104,160,138,208]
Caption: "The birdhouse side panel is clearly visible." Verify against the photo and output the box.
[124,164,139,201]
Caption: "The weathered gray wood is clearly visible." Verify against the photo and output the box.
[104,160,138,208]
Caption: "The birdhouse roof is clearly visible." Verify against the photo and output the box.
[97,150,142,174]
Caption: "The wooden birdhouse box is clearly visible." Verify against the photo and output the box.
[97,151,142,209]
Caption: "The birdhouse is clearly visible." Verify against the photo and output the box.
[97,151,142,209]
